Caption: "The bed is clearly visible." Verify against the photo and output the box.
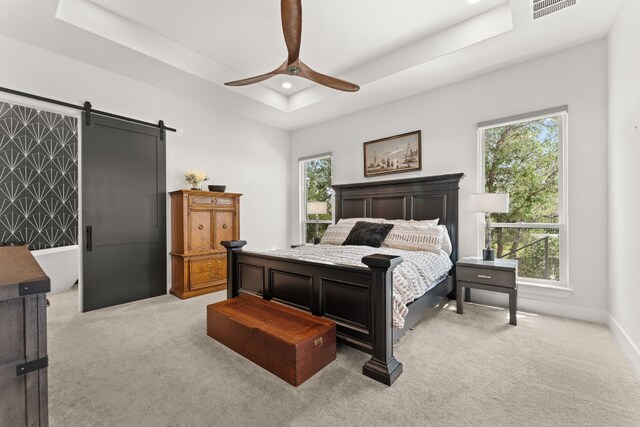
[221,173,463,385]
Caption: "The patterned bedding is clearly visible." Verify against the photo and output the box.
[266,245,453,329]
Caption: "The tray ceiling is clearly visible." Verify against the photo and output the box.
[0,0,624,130]
[86,0,508,95]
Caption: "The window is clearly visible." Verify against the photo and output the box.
[479,108,568,286]
[300,155,333,244]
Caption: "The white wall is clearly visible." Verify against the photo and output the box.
[0,34,291,291]
[608,0,640,373]
[290,40,609,319]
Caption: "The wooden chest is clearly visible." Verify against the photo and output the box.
[207,295,336,386]
[169,190,241,299]
[0,246,50,427]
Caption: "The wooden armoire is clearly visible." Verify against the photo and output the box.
[170,190,241,299]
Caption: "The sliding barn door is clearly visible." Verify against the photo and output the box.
[81,114,166,312]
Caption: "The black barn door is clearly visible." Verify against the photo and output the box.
[82,114,166,312]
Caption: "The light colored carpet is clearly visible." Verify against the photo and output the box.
[46,289,640,427]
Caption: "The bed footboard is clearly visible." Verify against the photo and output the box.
[221,240,403,385]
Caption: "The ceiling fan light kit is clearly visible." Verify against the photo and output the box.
[224,0,360,93]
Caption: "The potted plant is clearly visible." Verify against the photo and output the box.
[184,170,209,190]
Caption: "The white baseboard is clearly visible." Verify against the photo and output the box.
[470,290,639,375]
[607,314,640,375]
[469,290,608,323]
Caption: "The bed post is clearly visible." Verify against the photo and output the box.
[221,240,247,299]
[361,254,404,385]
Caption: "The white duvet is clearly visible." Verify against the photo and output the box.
[266,245,453,329]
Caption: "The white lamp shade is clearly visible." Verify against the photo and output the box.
[469,193,510,213]
[307,201,328,215]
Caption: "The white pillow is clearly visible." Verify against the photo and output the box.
[384,218,439,227]
[408,223,452,255]
[337,217,385,225]
[439,225,452,256]
[382,223,444,252]
[319,223,354,245]
[383,219,451,255]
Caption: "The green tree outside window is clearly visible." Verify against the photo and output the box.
[484,116,562,282]
[303,157,332,243]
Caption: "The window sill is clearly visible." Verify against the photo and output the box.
[518,280,574,299]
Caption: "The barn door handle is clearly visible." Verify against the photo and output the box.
[86,226,92,252]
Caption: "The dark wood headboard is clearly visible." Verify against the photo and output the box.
[332,173,464,263]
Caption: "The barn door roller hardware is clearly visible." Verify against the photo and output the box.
[84,101,92,126]
[0,86,176,135]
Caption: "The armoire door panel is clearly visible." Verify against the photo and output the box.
[214,210,234,249]
[189,210,214,252]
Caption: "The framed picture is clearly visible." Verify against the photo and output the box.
[363,130,422,177]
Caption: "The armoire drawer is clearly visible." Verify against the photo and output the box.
[189,196,234,207]
[190,255,226,274]
[190,269,226,289]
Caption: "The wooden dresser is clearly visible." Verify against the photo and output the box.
[0,246,50,426]
[170,190,241,299]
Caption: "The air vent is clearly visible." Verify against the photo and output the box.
[533,0,577,20]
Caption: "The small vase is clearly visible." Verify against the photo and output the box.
[190,183,201,190]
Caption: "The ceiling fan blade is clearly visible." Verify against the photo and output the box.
[224,62,287,87]
[281,0,302,65]
[299,63,360,92]
[224,72,277,87]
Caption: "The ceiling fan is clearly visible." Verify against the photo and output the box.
[224,0,360,92]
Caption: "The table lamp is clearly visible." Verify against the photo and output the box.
[469,193,510,261]
[307,201,328,244]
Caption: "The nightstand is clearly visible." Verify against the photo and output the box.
[456,257,519,325]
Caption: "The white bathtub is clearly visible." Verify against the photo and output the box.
[32,245,80,294]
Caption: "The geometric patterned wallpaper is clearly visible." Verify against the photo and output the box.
[0,100,78,250]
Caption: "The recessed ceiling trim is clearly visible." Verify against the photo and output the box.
[0,0,621,130]
[288,4,513,111]
[55,0,289,111]
[56,0,512,115]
